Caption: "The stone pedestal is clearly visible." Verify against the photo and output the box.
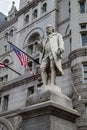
[18,85,80,130]
[26,85,73,108]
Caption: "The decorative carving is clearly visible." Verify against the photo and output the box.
[14,116,22,130]
[0,117,14,130]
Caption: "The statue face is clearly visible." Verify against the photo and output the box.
[46,26,53,35]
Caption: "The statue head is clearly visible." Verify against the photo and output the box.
[46,24,54,35]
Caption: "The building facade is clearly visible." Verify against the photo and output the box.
[0,0,87,130]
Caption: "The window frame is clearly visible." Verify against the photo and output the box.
[2,95,9,111]
[24,14,29,23]
[42,2,47,13]
[82,63,87,83]
[79,0,86,13]
[81,32,87,46]
[27,86,34,96]
[33,9,38,19]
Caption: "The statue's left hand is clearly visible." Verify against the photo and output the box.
[57,48,64,54]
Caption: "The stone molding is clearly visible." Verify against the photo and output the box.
[17,0,45,16]
[62,47,87,70]
[69,47,87,64]
[0,74,40,92]
[0,117,14,130]
[62,60,70,69]
[18,101,80,122]
[0,17,17,32]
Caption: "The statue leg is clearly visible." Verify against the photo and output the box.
[41,68,47,86]
[50,60,56,85]
[40,59,49,86]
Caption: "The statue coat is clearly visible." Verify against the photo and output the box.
[40,32,64,76]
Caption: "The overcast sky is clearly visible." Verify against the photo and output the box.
[0,0,20,16]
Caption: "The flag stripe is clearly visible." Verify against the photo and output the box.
[0,63,5,68]
[10,44,29,69]
[10,44,36,75]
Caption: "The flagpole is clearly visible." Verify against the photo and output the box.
[0,63,21,76]
[7,41,40,65]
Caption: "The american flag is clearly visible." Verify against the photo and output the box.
[10,44,29,69]
[0,62,5,68]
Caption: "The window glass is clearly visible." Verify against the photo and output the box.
[28,44,33,54]
[81,24,86,29]
[10,29,13,37]
[4,45,8,52]
[42,3,47,13]
[5,32,8,40]
[33,9,38,19]
[25,15,29,23]
[81,33,87,46]
[2,95,9,111]
[83,64,87,82]
[80,2,85,13]
[27,86,34,96]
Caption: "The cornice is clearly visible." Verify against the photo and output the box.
[0,17,17,32]
[0,73,40,92]
[69,47,87,63]
[62,47,87,69]
[62,61,70,70]
[16,0,45,16]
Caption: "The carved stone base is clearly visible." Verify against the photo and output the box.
[18,101,80,130]
[18,85,80,130]
[26,85,73,109]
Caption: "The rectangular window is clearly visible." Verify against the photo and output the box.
[80,2,85,13]
[27,86,34,96]
[83,64,87,83]
[4,45,8,52]
[80,24,86,29]
[0,75,8,84]
[81,33,87,46]
[37,83,43,87]
[3,95,9,111]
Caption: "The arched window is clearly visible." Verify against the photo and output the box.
[25,14,29,23]
[27,33,40,55]
[3,59,9,71]
[4,45,8,52]
[5,32,8,40]
[10,29,13,37]
[26,33,40,72]
[3,59,9,65]
[42,3,47,13]
[33,9,38,19]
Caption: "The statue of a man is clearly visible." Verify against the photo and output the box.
[37,25,64,86]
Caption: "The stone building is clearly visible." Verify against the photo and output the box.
[0,0,87,130]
